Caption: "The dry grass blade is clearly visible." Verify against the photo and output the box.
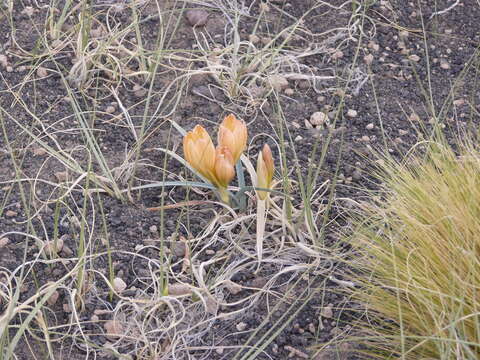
[344,138,480,359]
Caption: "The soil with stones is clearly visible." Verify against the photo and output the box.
[1,0,479,359]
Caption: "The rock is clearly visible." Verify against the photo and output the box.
[173,241,186,257]
[215,347,224,355]
[33,147,47,156]
[133,84,147,97]
[113,277,127,293]
[5,210,17,217]
[61,245,73,256]
[360,135,370,142]
[42,238,64,257]
[185,9,208,27]
[440,59,450,69]
[267,75,289,91]
[316,95,326,103]
[364,53,374,65]
[399,30,409,40]
[149,225,158,234]
[259,2,270,11]
[352,170,362,181]
[321,305,333,319]
[368,41,380,51]
[346,109,357,118]
[294,135,303,142]
[37,67,48,78]
[104,320,124,340]
[284,88,294,96]
[249,34,260,44]
[399,129,408,136]
[365,123,374,130]
[54,171,68,182]
[310,112,328,126]
[47,290,60,306]
[105,105,116,114]
[236,322,247,331]
[0,54,7,68]
[0,237,10,248]
[168,283,191,296]
[6,66,13,73]
[408,54,420,62]
[331,50,343,60]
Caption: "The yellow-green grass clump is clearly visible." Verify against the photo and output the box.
[346,139,480,359]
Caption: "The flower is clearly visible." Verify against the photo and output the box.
[256,144,274,200]
[214,146,235,188]
[183,126,236,194]
[183,124,216,181]
[218,114,248,164]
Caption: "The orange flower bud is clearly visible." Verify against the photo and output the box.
[183,125,216,181]
[256,144,274,200]
[214,146,235,188]
[218,114,247,164]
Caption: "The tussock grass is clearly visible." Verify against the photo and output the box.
[345,137,480,359]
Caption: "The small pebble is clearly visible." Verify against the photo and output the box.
[0,237,10,248]
[321,305,333,319]
[185,9,208,27]
[316,95,326,103]
[352,170,362,181]
[236,322,247,331]
[133,84,147,97]
[361,135,370,142]
[0,54,7,68]
[43,238,64,257]
[249,34,260,44]
[149,225,158,234]
[54,171,68,182]
[5,210,17,217]
[33,147,47,156]
[294,135,303,142]
[284,88,294,96]
[310,112,328,126]
[267,74,289,91]
[104,320,124,340]
[408,54,420,62]
[105,105,116,114]
[6,66,13,73]
[364,54,374,65]
[37,67,48,77]
[399,129,408,136]
[440,60,450,69]
[346,109,358,118]
[331,50,344,60]
[168,283,191,296]
[215,347,224,355]
[113,277,127,293]
[368,41,379,51]
[366,123,374,130]
[47,290,60,306]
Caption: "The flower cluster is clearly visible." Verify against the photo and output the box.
[183,114,274,203]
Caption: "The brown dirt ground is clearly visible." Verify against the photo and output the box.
[1,0,479,359]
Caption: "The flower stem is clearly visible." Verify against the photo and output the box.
[218,187,230,204]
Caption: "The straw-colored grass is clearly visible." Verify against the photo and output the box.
[345,138,480,359]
